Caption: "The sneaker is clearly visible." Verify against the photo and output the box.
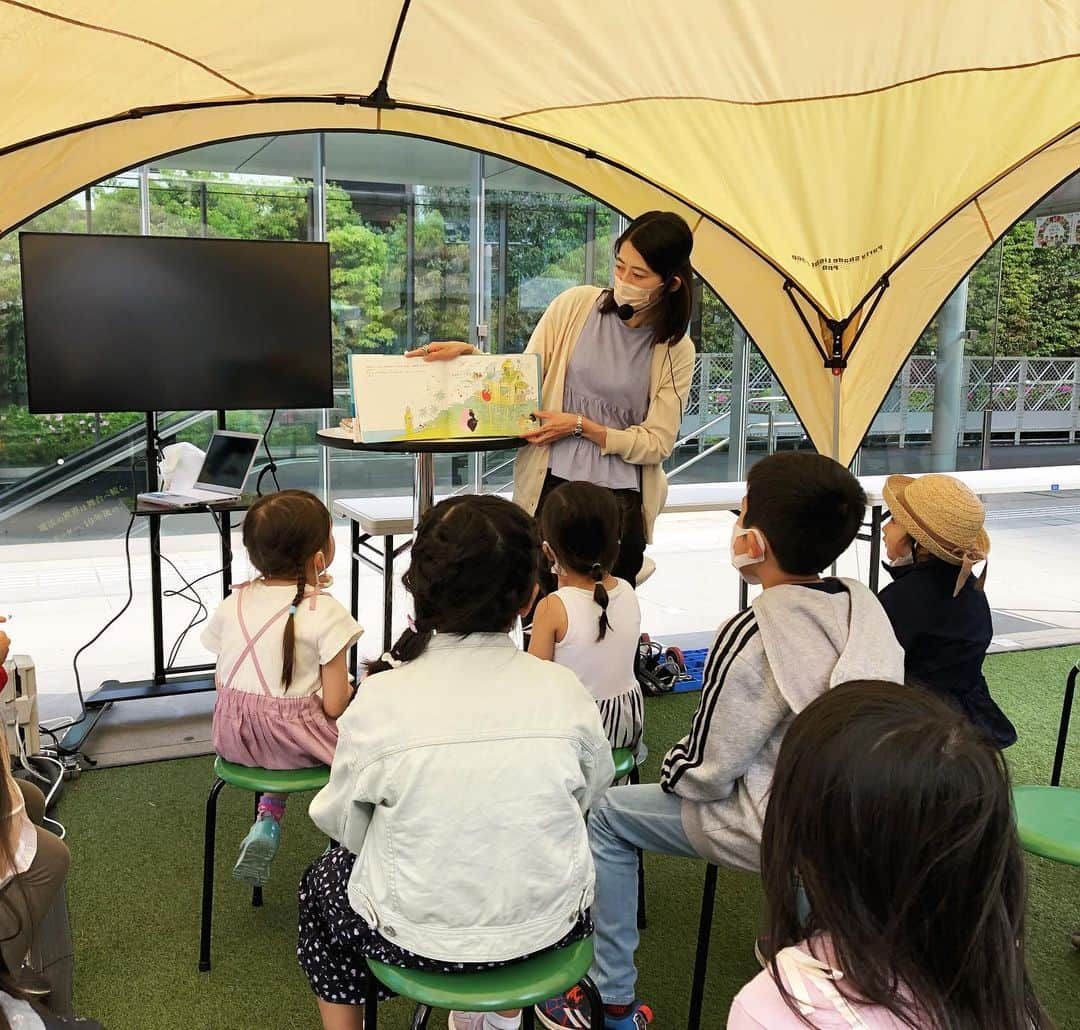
[536,988,652,1029]
[448,1014,520,1030]
[232,816,280,886]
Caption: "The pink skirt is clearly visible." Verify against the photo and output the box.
[213,686,338,769]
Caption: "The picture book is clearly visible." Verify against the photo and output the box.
[348,353,542,443]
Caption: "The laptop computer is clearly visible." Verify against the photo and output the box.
[138,430,262,508]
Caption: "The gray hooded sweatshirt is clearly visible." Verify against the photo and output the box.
[660,578,905,870]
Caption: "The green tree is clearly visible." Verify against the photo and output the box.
[327,220,396,373]
[916,218,1080,358]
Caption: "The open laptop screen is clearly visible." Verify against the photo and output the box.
[197,432,260,491]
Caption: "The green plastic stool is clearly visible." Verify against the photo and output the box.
[611,747,635,782]
[363,936,602,1029]
[1013,785,1080,950]
[1013,786,1080,865]
[199,757,331,972]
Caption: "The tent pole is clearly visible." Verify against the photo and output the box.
[832,371,841,463]
[830,329,843,578]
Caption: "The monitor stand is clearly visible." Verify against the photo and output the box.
[61,410,237,755]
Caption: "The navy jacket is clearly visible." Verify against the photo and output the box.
[878,557,1017,748]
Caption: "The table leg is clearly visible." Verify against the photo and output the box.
[413,452,436,525]
[219,510,233,595]
[869,504,882,592]
[149,512,165,684]
[382,535,394,653]
[734,507,749,612]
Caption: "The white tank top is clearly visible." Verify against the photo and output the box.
[552,580,641,701]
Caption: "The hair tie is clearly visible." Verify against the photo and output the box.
[380,651,403,669]
[287,604,298,615]
[590,562,604,580]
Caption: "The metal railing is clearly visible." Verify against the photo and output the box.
[678,353,1080,448]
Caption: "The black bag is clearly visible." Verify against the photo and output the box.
[635,635,689,697]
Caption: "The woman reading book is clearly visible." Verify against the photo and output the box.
[407,210,696,587]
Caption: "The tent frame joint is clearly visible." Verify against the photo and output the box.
[359,83,398,110]
[823,318,848,373]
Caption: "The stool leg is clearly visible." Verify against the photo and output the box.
[523,1004,537,1028]
[199,777,226,972]
[410,1004,431,1029]
[578,975,604,1030]
[364,961,379,1030]
[629,765,646,929]
[1051,665,1076,787]
[251,794,263,908]
[686,864,718,1030]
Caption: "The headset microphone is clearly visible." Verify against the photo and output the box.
[616,303,635,320]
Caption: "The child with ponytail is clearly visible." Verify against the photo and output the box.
[529,481,645,763]
[202,490,363,887]
[299,495,614,1030]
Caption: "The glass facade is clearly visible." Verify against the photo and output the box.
[1,136,1078,545]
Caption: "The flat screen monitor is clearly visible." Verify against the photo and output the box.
[19,233,332,413]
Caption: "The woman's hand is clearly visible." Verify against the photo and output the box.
[524,411,584,446]
[404,341,476,362]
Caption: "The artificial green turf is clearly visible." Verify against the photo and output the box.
[59,647,1080,1030]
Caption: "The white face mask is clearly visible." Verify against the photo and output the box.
[612,277,661,313]
[730,525,766,584]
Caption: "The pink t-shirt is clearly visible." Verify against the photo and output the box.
[728,939,915,1029]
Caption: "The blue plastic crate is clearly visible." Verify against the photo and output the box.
[671,647,708,693]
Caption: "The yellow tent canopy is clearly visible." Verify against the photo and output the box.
[2,1,1078,462]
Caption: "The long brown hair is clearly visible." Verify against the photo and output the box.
[242,490,332,688]
[599,210,694,346]
[761,681,1050,1030]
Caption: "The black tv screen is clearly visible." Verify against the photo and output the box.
[20,233,332,413]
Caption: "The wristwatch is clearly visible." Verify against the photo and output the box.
[573,414,584,438]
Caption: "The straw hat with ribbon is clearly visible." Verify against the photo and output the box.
[882,474,990,597]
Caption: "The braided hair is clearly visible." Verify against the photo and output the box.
[366,494,538,676]
[242,490,332,688]
[539,481,621,641]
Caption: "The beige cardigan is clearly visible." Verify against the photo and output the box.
[512,286,696,543]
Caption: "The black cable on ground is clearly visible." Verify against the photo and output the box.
[44,512,138,751]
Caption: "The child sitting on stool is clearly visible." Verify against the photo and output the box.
[878,473,1016,748]
[202,490,363,886]
[299,495,614,1030]
[529,481,645,771]
[729,681,1048,1028]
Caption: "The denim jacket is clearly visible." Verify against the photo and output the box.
[309,633,615,963]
